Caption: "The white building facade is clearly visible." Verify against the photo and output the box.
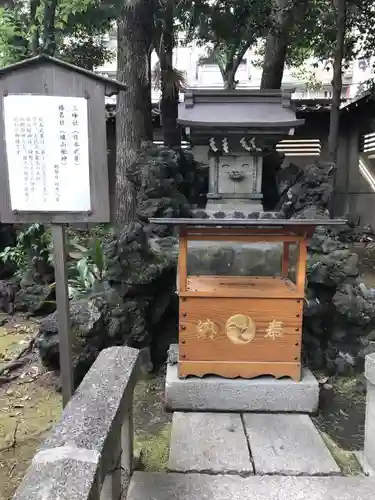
[96,32,374,103]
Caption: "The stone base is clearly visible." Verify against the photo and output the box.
[165,350,319,413]
[354,451,374,476]
[205,198,263,214]
[127,472,375,500]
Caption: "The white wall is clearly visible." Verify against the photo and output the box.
[96,35,359,100]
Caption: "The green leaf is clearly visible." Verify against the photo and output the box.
[90,238,105,275]
[76,257,89,283]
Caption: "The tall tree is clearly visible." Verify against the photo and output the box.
[153,0,188,147]
[260,0,310,89]
[182,0,271,90]
[42,0,58,55]
[0,0,115,68]
[115,0,154,224]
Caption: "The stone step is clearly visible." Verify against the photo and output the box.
[126,472,374,500]
[168,412,253,474]
[166,346,319,413]
[243,413,341,476]
[168,412,340,476]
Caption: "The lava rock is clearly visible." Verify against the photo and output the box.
[0,224,17,279]
[14,284,56,316]
[0,279,19,314]
[36,299,103,386]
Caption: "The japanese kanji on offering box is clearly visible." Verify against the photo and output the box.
[151,217,346,382]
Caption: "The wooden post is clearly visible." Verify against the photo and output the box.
[282,241,290,277]
[296,239,308,293]
[179,227,188,292]
[52,223,74,407]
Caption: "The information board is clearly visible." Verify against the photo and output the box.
[3,94,91,212]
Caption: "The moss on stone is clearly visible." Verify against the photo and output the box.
[319,431,363,476]
[134,423,172,472]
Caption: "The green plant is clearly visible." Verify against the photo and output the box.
[0,223,52,279]
[66,238,106,298]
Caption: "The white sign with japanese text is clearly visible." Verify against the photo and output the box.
[3,94,91,212]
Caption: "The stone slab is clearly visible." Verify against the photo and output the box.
[168,412,253,474]
[354,451,373,476]
[42,346,140,455]
[127,472,375,500]
[243,414,340,475]
[364,381,375,471]
[165,354,319,413]
[13,458,98,500]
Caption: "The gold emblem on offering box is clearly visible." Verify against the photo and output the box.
[265,320,284,340]
[196,319,219,340]
[226,314,256,345]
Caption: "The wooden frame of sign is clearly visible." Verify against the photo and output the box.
[0,55,126,224]
[150,217,347,382]
[0,55,126,406]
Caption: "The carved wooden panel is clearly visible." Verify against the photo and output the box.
[179,296,303,380]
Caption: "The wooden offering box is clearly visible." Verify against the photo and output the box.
[151,217,346,382]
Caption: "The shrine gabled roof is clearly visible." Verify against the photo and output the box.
[0,54,127,96]
[178,89,305,129]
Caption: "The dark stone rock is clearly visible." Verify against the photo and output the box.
[213,211,226,218]
[276,159,375,375]
[248,212,260,219]
[319,383,334,410]
[37,299,105,386]
[0,279,19,314]
[333,283,375,326]
[277,161,334,218]
[308,250,359,287]
[276,162,303,200]
[14,284,56,316]
[262,150,284,210]
[0,224,17,279]
[151,315,178,368]
[193,210,209,219]
[128,144,193,236]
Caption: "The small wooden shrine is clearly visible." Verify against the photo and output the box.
[150,217,345,382]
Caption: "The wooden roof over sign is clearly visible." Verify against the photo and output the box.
[0,54,127,96]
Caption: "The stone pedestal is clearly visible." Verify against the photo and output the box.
[360,353,375,474]
[165,345,319,413]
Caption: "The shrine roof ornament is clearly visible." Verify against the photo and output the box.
[178,89,305,129]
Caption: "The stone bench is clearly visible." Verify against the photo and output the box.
[13,346,141,500]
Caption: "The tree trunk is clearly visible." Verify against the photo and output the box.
[29,0,40,56]
[260,0,293,89]
[328,0,347,164]
[115,2,153,225]
[160,1,181,148]
[42,0,58,55]
[222,62,236,90]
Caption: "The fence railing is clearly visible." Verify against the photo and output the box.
[13,346,141,500]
